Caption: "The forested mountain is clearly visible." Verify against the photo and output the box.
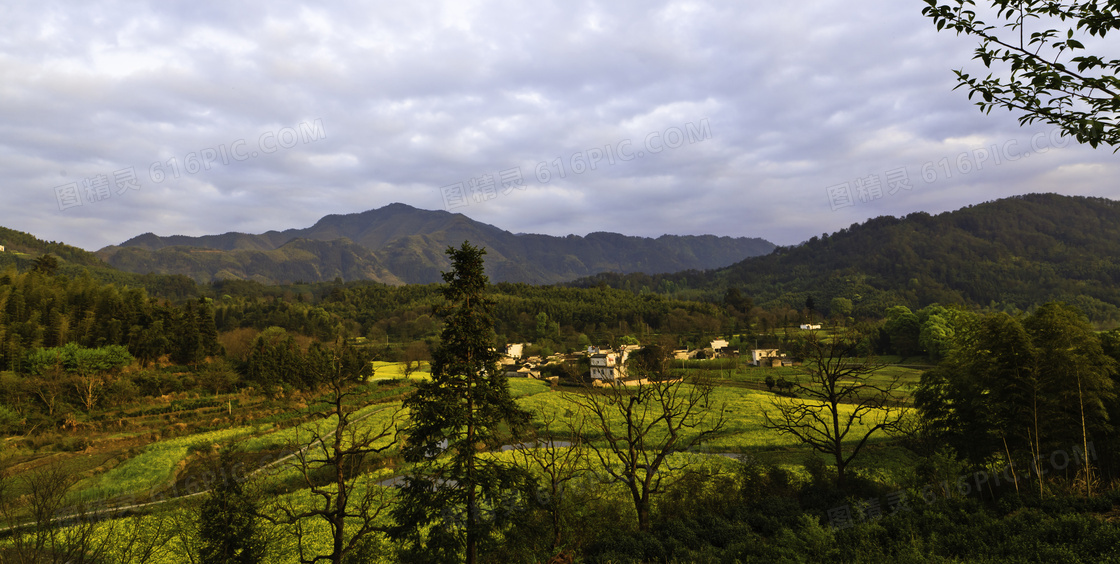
[575,194,1120,322]
[0,226,106,270]
[0,226,199,301]
[95,203,776,285]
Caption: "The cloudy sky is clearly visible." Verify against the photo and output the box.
[2,0,1116,251]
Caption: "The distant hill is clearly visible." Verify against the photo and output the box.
[96,203,776,285]
[574,194,1120,321]
[0,226,106,269]
[0,226,201,300]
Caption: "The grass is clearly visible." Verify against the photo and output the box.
[515,382,908,454]
[368,361,430,381]
[73,426,263,503]
[507,377,551,398]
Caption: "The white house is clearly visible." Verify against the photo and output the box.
[749,349,780,367]
[590,348,634,381]
[506,343,524,359]
[799,324,821,330]
[0,245,5,252]
[710,339,730,352]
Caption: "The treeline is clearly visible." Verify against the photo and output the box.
[0,267,220,372]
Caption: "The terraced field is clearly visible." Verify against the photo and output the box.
[2,361,923,563]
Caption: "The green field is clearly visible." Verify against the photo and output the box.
[50,363,915,507]
[4,362,925,563]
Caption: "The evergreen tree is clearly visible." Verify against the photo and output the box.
[172,302,203,365]
[197,297,223,357]
[391,242,531,564]
[30,254,59,276]
[197,448,266,564]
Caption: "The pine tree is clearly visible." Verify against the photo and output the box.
[172,302,203,365]
[391,242,531,564]
[197,448,266,564]
[197,297,223,357]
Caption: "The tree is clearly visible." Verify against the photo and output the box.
[197,448,267,564]
[918,308,957,361]
[922,0,1120,149]
[830,297,853,321]
[25,343,132,413]
[569,344,726,532]
[172,302,204,366]
[763,330,905,489]
[266,342,400,564]
[915,304,1115,493]
[882,306,922,357]
[1023,303,1115,493]
[0,460,173,563]
[391,242,532,564]
[507,408,592,558]
[401,340,429,379]
[30,254,59,276]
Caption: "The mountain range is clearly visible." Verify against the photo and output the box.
[6,194,1120,321]
[94,203,776,285]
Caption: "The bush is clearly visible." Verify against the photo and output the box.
[0,403,20,434]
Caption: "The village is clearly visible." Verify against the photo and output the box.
[498,323,820,385]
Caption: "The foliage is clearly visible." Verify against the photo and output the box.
[922,0,1120,149]
[198,448,268,564]
[915,303,1117,487]
[391,242,532,563]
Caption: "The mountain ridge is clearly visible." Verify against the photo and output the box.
[98,203,776,285]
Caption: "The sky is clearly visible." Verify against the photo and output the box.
[1,0,1116,251]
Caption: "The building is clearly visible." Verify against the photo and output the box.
[0,245,5,252]
[749,349,780,367]
[710,339,730,353]
[800,324,821,330]
[506,343,524,359]
[590,348,633,381]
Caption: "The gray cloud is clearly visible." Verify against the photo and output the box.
[0,0,1114,251]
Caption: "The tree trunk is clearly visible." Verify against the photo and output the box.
[1076,373,1092,497]
[467,362,477,564]
[832,400,846,489]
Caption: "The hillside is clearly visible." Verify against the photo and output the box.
[575,194,1120,321]
[97,203,776,285]
[0,226,107,269]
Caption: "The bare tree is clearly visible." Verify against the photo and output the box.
[509,407,592,554]
[0,461,171,564]
[568,345,726,532]
[264,351,401,564]
[763,330,905,488]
